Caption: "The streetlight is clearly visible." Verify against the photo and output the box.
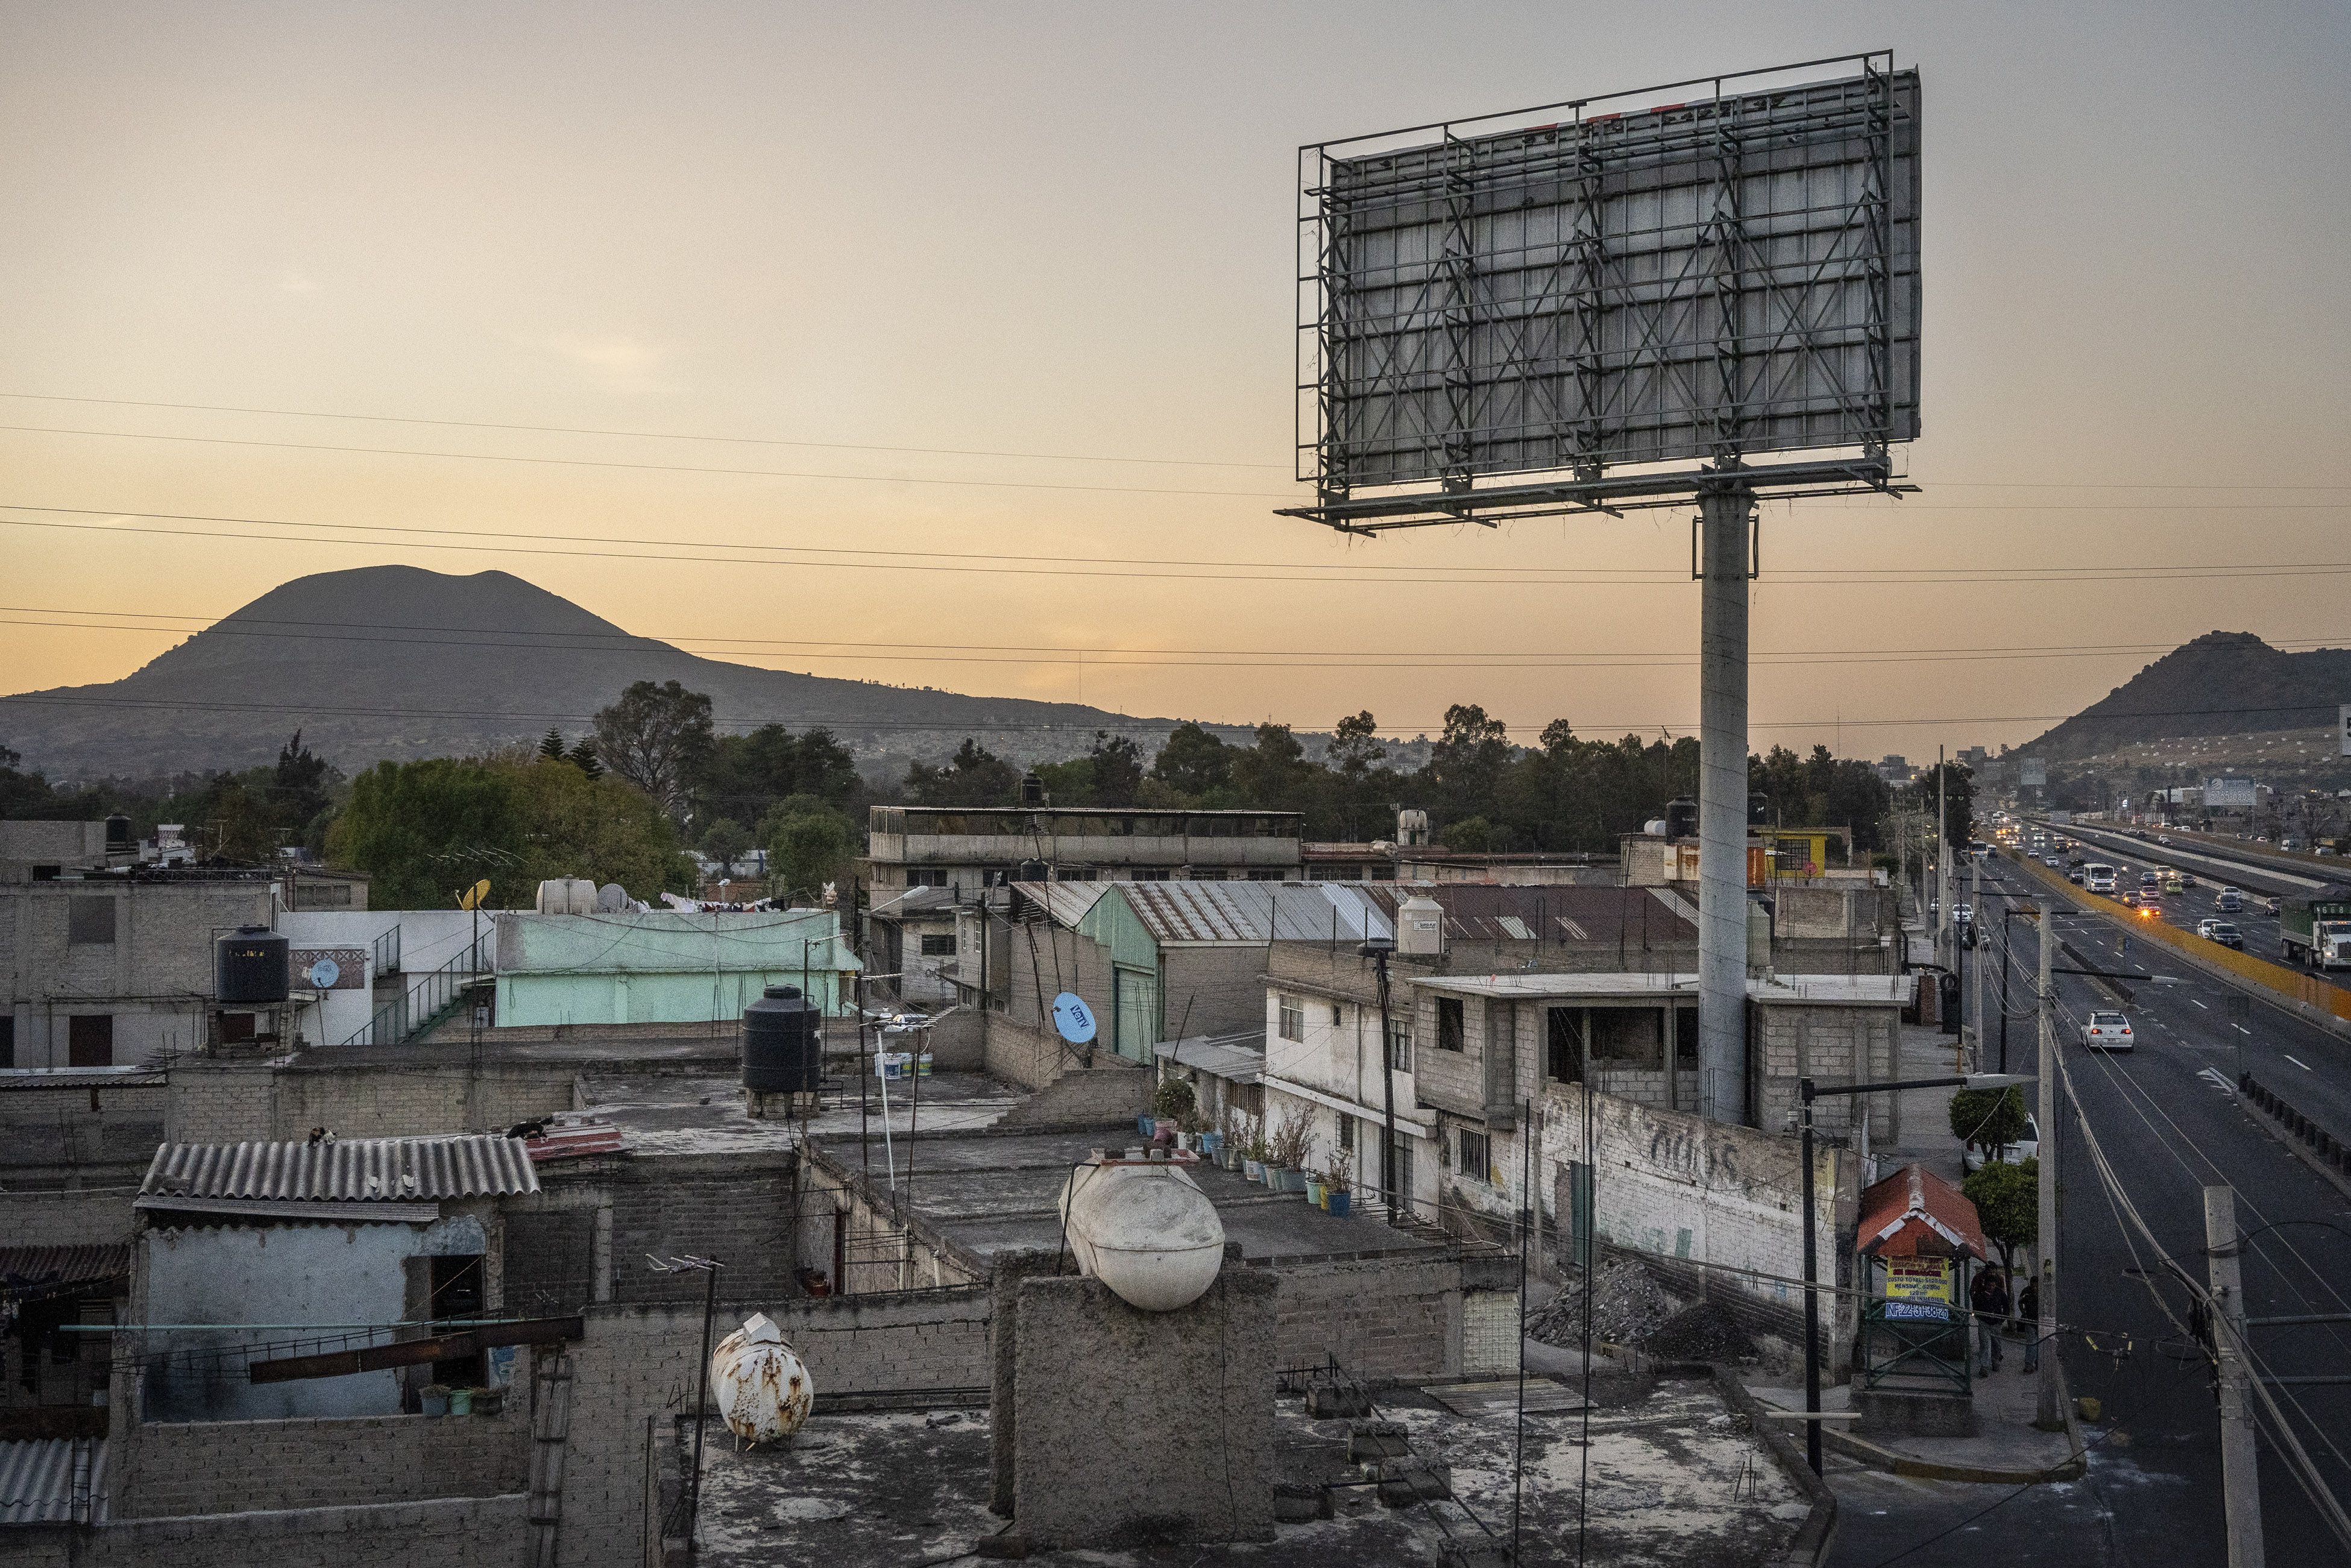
[647,1254,725,1545]
[1796,1072,2035,1475]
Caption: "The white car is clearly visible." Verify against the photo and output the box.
[1961,1111,2042,1173]
[2082,1010,2135,1051]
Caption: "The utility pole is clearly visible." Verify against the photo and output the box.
[2205,1185,2266,1568]
[1936,748,1951,969]
[2035,901,2061,1431]
[1365,939,1399,1217]
[1969,851,1984,1071]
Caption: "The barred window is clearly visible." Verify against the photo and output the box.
[1277,994,1304,1042]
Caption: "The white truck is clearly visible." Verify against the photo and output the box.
[2083,863,2117,895]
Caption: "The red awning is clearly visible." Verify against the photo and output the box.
[1856,1163,1987,1262]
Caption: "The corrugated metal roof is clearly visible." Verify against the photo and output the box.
[1009,880,1110,928]
[1116,881,1393,945]
[0,1437,107,1525]
[0,1245,129,1299]
[1355,883,1698,945]
[139,1136,540,1205]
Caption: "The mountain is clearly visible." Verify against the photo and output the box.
[2021,631,2351,759]
[0,567,1227,780]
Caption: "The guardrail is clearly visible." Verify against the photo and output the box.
[1857,1299,1972,1394]
[2238,1072,2351,1182]
[337,938,488,1047]
[2010,854,2351,1026]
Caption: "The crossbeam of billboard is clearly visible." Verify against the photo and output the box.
[1288,53,1920,533]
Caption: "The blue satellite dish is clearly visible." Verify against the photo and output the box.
[305,957,341,989]
[1051,992,1097,1045]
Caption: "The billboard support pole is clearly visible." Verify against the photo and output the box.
[1698,482,1752,1124]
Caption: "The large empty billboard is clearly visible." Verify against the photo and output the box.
[1295,57,1919,521]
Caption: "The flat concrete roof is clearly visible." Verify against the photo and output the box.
[577,1070,1022,1159]
[679,1373,1811,1566]
[807,1127,1445,1268]
[1410,971,1914,1006]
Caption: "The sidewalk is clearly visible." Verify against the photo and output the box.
[1746,1358,2083,1484]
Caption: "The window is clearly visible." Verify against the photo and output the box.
[1386,1016,1414,1073]
[919,934,957,957]
[904,867,949,888]
[1133,867,1172,882]
[0,1017,13,1069]
[1277,994,1304,1042]
[1340,1115,1355,1153]
[1330,1003,1344,1027]
[1675,1006,1699,1066]
[1546,1007,1583,1083]
[1589,1008,1664,1066]
[1436,997,1465,1053]
[67,897,115,946]
[66,1015,112,1067]
[1458,1129,1491,1182]
[1249,867,1289,881]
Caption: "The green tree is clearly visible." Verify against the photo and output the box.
[327,759,527,907]
[759,795,856,898]
[1440,815,1497,852]
[1949,1087,2029,1157]
[502,757,695,898]
[904,738,1019,806]
[537,728,568,763]
[591,679,714,820]
[1424,704,1514,825]
[700,817,753,875]
[568,740,603,779]
[1087,731,1145,808]
[1230,722,1311,808]
[1151,722,1233,796]
[1963,1156,2039,1280]
[696,724,860,827]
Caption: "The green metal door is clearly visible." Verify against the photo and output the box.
[1114,966,1159,1062]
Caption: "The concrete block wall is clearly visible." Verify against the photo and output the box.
[1,1187,139,1247]
[1010,1271,1275,1549]
[1750,1006,1899,1141]
[605,1153,803,1307]
[0,1076,166,1184]
[991,1049,1149,1128]
[796,1145,987,1296]
[560,1289,992,1563]
[165,1057,583,1144]
[1256,1253,1461,1382]
[112,1408,529,1519]
[39,1495,531,1568]
[996,922,1119,1085]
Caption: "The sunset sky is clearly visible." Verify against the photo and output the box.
[2,1,2347,761]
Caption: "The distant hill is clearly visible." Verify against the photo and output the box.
[0,566,1235,781]
[2022,631,2351,759]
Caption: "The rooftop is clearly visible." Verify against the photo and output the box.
[574,1069,1023,1159]
[138,1133,541,1210]
[1410,971,1915,1006]
[678,1372,1811,1567]
[806,1127,1446,1269]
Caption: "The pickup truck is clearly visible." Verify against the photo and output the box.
[2280,886,2351,970]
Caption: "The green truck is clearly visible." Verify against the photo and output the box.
[2279,884,2351,970]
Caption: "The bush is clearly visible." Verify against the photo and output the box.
[1949,1086,2027,1153]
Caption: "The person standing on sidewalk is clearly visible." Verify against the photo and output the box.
[1972,1265,2007,1374]
[2018,1277,2041,1373]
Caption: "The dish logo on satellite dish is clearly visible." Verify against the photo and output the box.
[1051,992,1097,1045]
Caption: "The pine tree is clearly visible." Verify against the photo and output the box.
[568,740,602,779]
[537,728,566,762]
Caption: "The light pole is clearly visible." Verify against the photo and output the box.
[1798,1071,2035,1474]
[647,1254,725,1547]
[1362,938,1399,1218]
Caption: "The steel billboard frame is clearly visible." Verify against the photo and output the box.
[1288,52,1919,534]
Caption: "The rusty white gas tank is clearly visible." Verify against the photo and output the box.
[710,1312,814,1446]
[1057,1156,1225,1312]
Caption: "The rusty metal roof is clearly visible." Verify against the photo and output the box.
[0,1437,106,1525]
[1009,880,1110,928]
[139,1135,540,1206]
[0,1244,130,1300]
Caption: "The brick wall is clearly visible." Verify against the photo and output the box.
[1253,1253,1461,1382]
[1749,1003,1899,1141]
[559,1289,992,1563]
[0,1186,138,1247]
[0,1076,165,1186]
[796,1145,988,1296]
[996,921,1118,1085]
[113,1408,529,1519]
[990,1048,1149,1128]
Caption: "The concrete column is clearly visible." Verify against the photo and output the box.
[1698,486,1752,1124]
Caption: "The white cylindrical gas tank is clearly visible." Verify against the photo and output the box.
[566,877,599,914]
[710,1313,814,1447]
[1057,1160,1225,1312]
[535,880,566,914]
[1396,891,1444,956]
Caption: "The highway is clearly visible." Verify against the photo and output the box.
[1970,851,2351,1564]
[2014,819,2351,1003]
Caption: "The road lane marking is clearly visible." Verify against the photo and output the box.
[2286,1056,2312,1072]
[2236,1025,2253,1035]
[2192,998,2208,1009]
[2199,1068,2235,1094]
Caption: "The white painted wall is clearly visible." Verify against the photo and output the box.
[278,910,492,1048]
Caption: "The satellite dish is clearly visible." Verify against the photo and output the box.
[305,956,341,989]
[596,882,628,913]
[456,878,492,911]
[1051,992,1097,1045]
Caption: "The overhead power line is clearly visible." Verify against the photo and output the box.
[3,604,2349,673]
[12,504,2351,591]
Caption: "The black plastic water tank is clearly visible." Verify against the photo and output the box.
[215,925,290,1004]
[742,984,822,1094]
[104,813,133,851]
[1663,797,1699,842]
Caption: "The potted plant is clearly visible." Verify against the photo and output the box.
[1324,1148,1355,1218]
[1269,1106,1315,1196]
[420,1384,450,1417]
[450,1387,475,1417]
[1306,1171,1325,1206]
[1153,1078,1197,1142]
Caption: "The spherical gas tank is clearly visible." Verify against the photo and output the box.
[710,1313,813,1446]
[1057,1158,1225,1312]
